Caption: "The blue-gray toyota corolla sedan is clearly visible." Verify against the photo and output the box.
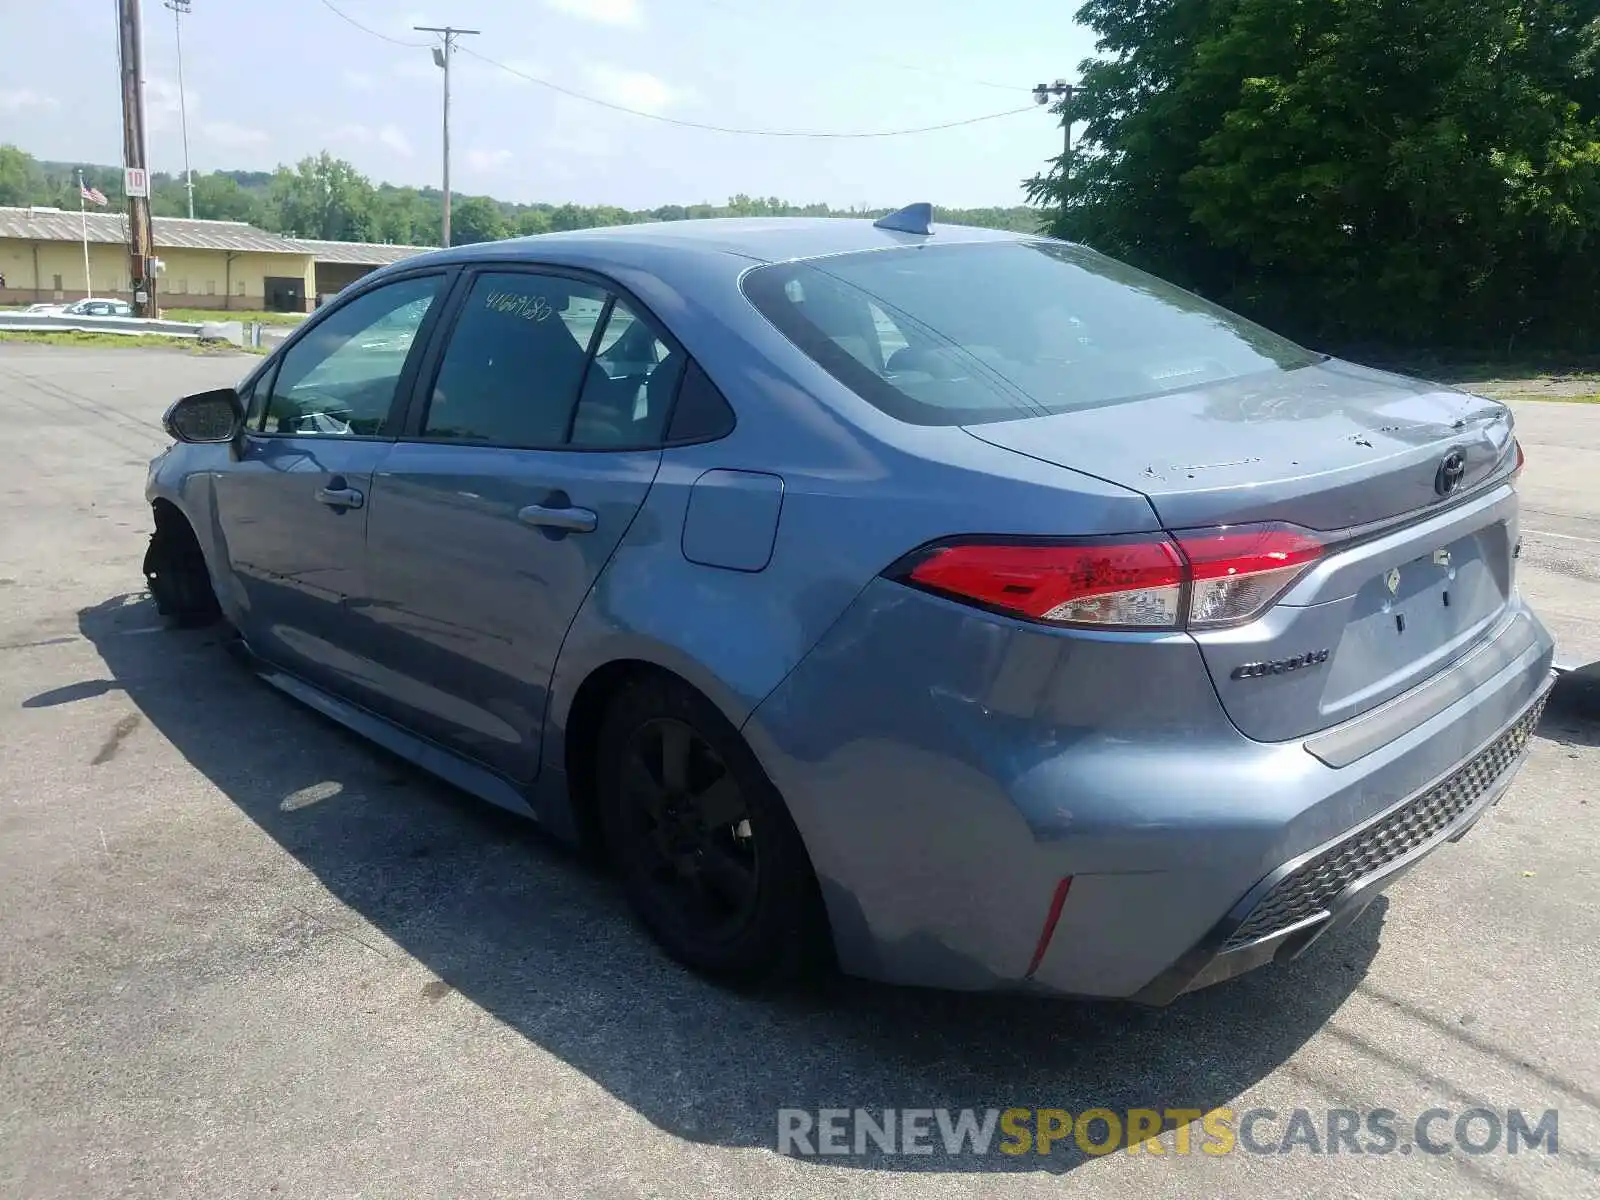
[144,209,1555,1004]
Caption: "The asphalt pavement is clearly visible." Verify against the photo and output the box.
[0,344,1595,1200]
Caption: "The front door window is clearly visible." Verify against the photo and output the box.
[261,276,442,436]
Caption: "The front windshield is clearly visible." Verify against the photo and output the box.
[741,240,1322,426]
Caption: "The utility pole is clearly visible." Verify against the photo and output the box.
[1032,79,1078,177]
[164,0,194,219]
[117,0,157,317]
[415,24,479,247]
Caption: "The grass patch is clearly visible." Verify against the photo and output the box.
[160,307,305,326]
[0,331,267,355]
[1488,390,1600,405]
[1343,350,1600,403]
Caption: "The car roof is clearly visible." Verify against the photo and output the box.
[408,217,1034,270]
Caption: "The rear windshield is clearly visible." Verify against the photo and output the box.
[741,240,1321,426]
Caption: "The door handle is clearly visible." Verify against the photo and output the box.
[314,485,365,509]
[518,504,597,534]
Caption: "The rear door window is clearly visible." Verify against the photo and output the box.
[569,299,685,448]
[422,272,608,446]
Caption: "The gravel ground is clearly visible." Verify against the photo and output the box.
[0,344,1595,1200]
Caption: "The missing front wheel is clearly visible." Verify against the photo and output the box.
[144,509,220,627]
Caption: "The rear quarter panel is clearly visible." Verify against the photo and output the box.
[540,324,1164,774]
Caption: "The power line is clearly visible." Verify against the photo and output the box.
[316,0,1035,138]
[316,0,429,47]
[460,47,1034,138]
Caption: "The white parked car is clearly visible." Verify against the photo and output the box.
[62,299,134,317]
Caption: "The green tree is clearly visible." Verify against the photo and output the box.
[1030,0,1600,352]
[0,145,45,206]
[449,195,510,245]
[547,203,591,232]
[515,209,552,237]
[372,186,441,245]
[191,173,262,223]
[149,173,191,218]
[268,152,378,241]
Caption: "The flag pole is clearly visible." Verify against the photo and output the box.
[79,170,93,300]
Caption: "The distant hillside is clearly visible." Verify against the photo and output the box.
[1,146,1042,247]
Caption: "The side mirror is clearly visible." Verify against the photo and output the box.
[163,388,244,444]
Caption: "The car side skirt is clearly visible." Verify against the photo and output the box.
[228,636,582,837]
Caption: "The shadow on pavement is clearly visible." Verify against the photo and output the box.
[1543,663,1600,748]
[21,678,122,708]
[76,592,1393,1174]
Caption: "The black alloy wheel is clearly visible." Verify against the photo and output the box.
[619,716,760,940]
[596,675,827,984]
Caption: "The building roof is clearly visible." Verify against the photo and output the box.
[291,238,431,266]
[0,206,306,253]
[0,206,429,264]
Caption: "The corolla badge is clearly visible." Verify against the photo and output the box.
[1230,649,1331,680]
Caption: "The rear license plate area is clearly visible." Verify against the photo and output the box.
[1321,526,1511,710]
[1366,529,1504,643]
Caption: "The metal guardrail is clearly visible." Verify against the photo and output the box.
[0,311,246,346]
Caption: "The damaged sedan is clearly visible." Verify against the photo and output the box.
[143,208,1555,1001]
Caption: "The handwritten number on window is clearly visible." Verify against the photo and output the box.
[484,291,553,323]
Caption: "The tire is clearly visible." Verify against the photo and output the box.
[596,673,828,985]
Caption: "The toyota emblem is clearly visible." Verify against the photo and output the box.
[1435,451,1467,496]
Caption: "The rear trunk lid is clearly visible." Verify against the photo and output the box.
[965,359,1521,742]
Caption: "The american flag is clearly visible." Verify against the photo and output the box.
[80,183,108,206]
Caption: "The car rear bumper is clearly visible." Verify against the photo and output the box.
[1130,673,1552,1004]
[742,580,1556,1001]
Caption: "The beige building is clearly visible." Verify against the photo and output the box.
[0,206,427,312]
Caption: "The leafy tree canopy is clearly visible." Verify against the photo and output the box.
[1030,0,1600,352]
[1,146,1042,247]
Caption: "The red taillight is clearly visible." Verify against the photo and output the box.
[1512,439,1525,484]
[1176,525,1325,627]
[906,538,1185,627]
[896,523,1324,630]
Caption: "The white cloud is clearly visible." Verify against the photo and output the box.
[530,96,621,161]
[379,125,414,157]
[545,0,642,28]
[326,122,414,158]
[582,63,682,115]
[343,69,375,91]
[466,148,513,172]
[143,77,188,133]
[201,120,268,149]
[0,89,57,114]
[393,57,439,82]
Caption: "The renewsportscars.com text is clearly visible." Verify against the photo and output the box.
[776,1106,1559,1158]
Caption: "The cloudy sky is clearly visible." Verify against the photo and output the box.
[0,0,1094,209]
